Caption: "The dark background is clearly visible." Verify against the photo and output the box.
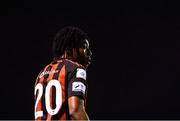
[2,1,180,120]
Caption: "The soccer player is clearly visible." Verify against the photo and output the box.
[34,26,92,120]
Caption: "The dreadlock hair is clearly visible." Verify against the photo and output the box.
[52,26,89,58]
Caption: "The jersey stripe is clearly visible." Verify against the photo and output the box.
[41,65,52,120]
[46,63,59,120]
[52,63,63,111]
[51,62,65,120]
[58,65,66,120]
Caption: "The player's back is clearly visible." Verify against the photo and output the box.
[34,58,86,120]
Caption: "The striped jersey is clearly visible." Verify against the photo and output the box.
[34,58,88,120]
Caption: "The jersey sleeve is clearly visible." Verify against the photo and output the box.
[68,67,88,100]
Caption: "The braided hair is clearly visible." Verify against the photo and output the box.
[52,26,89,58]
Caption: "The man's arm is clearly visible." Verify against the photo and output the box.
[68,96,90,120]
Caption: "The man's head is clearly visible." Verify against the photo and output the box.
[52,26,92,68]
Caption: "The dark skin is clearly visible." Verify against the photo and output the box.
[63,39,92,120]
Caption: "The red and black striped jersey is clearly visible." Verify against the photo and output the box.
[34,58,88,120]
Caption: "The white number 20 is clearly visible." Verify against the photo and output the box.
[34,79,62,119]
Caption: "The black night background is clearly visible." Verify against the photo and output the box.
[2,1,180,120]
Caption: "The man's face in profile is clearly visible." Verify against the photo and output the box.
[76,39,92,68]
